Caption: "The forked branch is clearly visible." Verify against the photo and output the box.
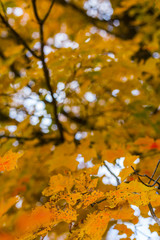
[132,161,160,226]
[0,1,41,59]
[31,0,64,142]
[0,0,64,142]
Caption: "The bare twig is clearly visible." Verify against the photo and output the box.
[148,202,160,226]
[104,161,120,186]
[132,164,160,225]
[138,176,160,188]
[0,135,35,141]
[32,0,41,23]
[31,0,64,142]
[32,0,55,24]
[41,0,55,24]
[0,134,62,144]
[91,197,107,207]
[0,0,7,18]
[131,165,160,188]
[149,160,160,184]
[0,13,41,59]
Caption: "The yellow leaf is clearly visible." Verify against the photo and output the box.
[0,150,23,172]
[43,174,74,196]
[0,196,18,218]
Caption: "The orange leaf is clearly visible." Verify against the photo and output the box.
[0,233,15,240]
[16,206,52,235]
[115,224,133,237]
[101,148,125,163]
[0,196,18,218]
[0,150,23,172]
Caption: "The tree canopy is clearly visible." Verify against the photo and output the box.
[0,0,160,239]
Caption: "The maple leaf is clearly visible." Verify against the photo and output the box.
[68,211,110,240]
[0,150,23,171]
[114,224,133,238]
[134,137,160,151]
[15,206,52,237]
[0,0,160,239]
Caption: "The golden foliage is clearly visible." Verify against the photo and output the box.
[0,0,160,239]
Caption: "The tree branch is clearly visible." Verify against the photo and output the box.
[32,0,41,23]
[131,165,160,188]
[0,13,41,59]
[42,0,55,24]
[32,0,64,142]
[148,160,160,184]
[104,161,120,186]
[0,135,35,141]
[56,0,110,32]
[132,165,160,225]
[0,134,62,145]
[148,202,160,226]
[32,0,55,24]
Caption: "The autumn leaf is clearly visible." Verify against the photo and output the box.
[0,0,160,239]
[15,206,52,238]
[0,196,18,218]
[68,211,110,240]
[0,233,15,240]
[101,148,125,163]
[114,224,133,238]
[0,150,23,171]
[134,137,160,151]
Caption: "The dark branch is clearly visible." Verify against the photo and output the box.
[62,109,87,125]
[138,176,160,188]
[32,0,64,142]
[0,135,35,141]
[42,0,55,24]
[131,165,160,188]
[104,161,120,186]
[148,202,160,226]
[91,197,107,207]
[149,160,160,184]
[32,0,55,24]
[0,134,62,145]
[56,0,110,32]
[31,0,41,23]
[0,14,41,59]
[0,0,7,18]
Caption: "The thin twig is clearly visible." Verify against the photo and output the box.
[41,0,55,24]
[91,197,107,207]
[0,135,35,141]
[0,13,40,59]
[32,0,41,23]
[104,161,120,186]
[131,166,160,188]
[0,0,7,18]
[32,0,64,142]
[148,202,160,226]
[132,166,160,226]
[148,160,160,184]
[0,134,62,144]
[138,176,160,188]
[32,0,55,24]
